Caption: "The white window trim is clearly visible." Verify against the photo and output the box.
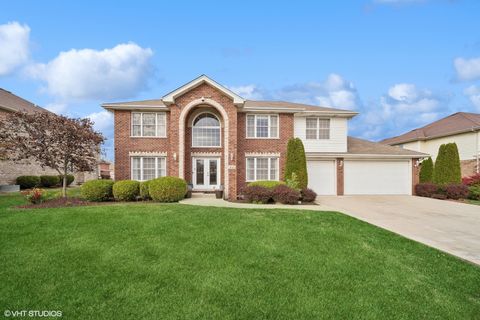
[131,112,167,138]
[305,117,330,140]
[191,112,222,148]
[246,114,279,139]
[130,156,167,181]
[245,157,279,182]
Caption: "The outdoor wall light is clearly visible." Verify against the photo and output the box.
[230,152,234,161]
[173,152,177,161]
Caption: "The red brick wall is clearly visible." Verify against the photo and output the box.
[114,110,171,180]
[236,113,294,194]
[412,158,420,195]
[336,158,344,195]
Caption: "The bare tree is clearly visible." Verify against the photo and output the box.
[0,112,105,197]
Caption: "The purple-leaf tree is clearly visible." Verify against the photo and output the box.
[0,111,105,197]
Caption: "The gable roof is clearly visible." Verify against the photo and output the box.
[102,99,168,111]
[0,88,50,114]
[162,74,245,105]
[381,112,480,145]
[242,100,358,117]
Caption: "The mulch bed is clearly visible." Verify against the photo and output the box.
[17,197,107,209]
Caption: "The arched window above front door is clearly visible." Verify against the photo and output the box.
[192,113,221,147]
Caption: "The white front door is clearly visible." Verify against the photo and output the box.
[193,157,221,190]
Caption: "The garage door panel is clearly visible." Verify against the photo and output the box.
[344,160,411,195]
[307,160,336,195]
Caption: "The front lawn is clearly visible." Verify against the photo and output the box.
[0,193,479,319]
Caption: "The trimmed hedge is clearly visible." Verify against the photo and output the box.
[445,184,469,200]
[247,180,285,189]
[113,180,140,201]
[284,138,308,189]
[415,183,439,198]
[139,181,151,200]
[273,185,300,204]
[149,177,187,202]
[243,185,273,204]
[301,188,317,202]
[468,185,480,200]
[80,179,114,202]
[16,176,40,189]
[58,174,75,186]
[419,157,434,183]
[462,173,480,187]
[40,175,60,188]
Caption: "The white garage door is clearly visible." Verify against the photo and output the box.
[307,160,336,195]
[344,160,411,195]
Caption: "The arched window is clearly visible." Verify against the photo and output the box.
[192,113,221,147]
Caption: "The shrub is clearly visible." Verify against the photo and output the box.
[301,188,317,202]
[431,193,447,200]
[284,138,308,189]
[286,172,300,190]
[16,175,40,189]
[139,180,151,200]
[468,185,480,200]
[40,175,60,188]
[243,185,273,204]
[113,180,140,201]
[80,179,114,202]
[272,185,301,204]
[415,183,438,198]
[419,157,434,183]
[248,180,285,189]
[444,183,469,200]
[21,188,46,204]
[462,173,480,186]
[433,143,461,184]
[149,176,187,202]
[58,174,75,186]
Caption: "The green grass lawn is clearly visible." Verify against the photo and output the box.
[1,191,479,319]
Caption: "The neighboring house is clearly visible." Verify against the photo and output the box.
[381,112,480,177]
[0,88,98,185]
[102,75,426,200]
[98,160,115,180]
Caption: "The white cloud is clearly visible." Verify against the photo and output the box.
[87,110,113,133]
[228,84,264,100]
[0,21,30,76]
[45,103,67,114]
[276,73,360,109]
[464,85,480,111]
[454,57,480,81]
[388,83,418,102]
[27,42,154,101]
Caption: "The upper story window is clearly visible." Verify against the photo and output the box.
[192,113,221,147]
[246,114,278,138]
[132,112,166,137]
[306,117,330,140]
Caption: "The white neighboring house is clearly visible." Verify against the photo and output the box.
[381,112,480,177]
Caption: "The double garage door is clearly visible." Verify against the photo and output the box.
[307,160,412,195]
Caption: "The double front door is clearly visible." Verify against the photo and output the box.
[192,157,220,190]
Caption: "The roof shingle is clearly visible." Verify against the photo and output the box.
[0,88,50,114]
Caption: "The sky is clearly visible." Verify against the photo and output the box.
[1,0,480,161]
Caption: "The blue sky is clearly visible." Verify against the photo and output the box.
[1,0,480,160]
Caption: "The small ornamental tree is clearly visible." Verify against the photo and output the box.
[0,111,104,198]
[284,138,308,189]
[433,143,462,184]
[419,157,434,183]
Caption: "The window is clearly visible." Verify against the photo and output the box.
[246,157,279,181]
[131,157,166,181]
[305,117,330,140]
[246,114,279,138]
[192,113,221,147]
[131,112,166,137]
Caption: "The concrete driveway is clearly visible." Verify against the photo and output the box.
[318,195,480,265]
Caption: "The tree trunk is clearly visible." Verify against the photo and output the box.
[62,167,68,198]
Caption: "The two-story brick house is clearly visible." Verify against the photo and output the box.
[103,75,426,200]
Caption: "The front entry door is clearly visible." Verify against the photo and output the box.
[193,158,220,190]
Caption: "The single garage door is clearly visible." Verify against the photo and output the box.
[344,160,411,195]
[307,160,336,195]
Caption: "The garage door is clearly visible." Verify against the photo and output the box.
[307,160,336,195]
[344,160,411,195]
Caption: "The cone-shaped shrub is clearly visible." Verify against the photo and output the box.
[419,157,434,183]
[284,138,308,189]
[433,143,462,184]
